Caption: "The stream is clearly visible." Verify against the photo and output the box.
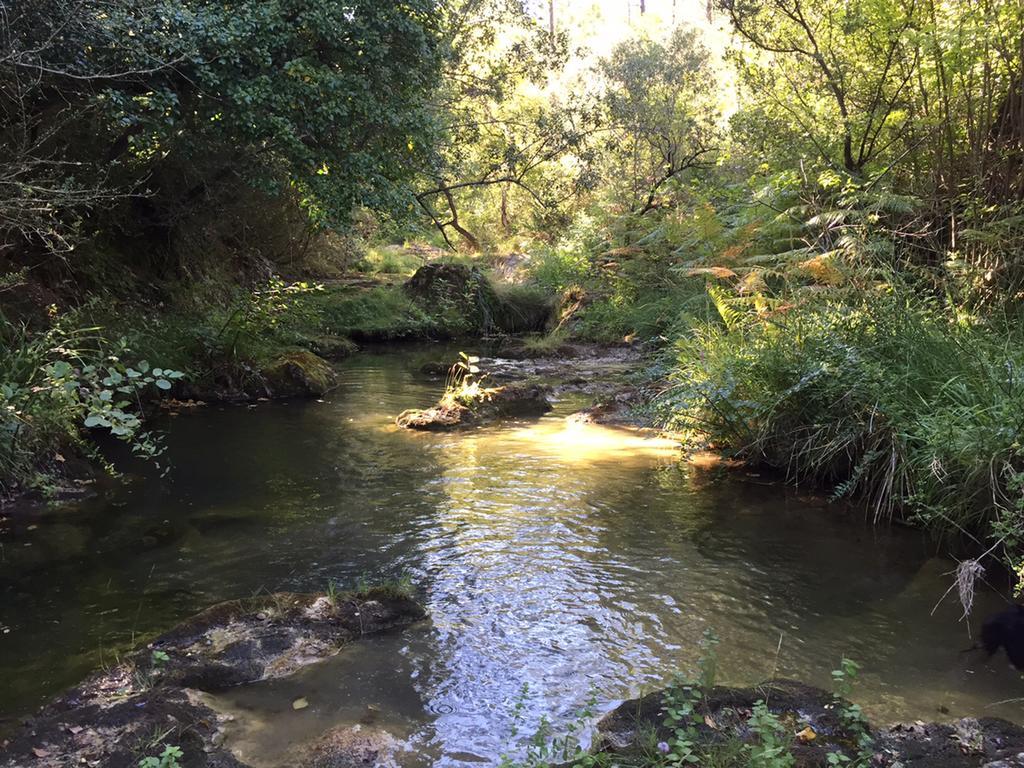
[1,345,1022,765]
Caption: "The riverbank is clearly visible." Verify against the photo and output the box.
[0,586,424,768]
[4,583,1022,768]
[0,260,555,504]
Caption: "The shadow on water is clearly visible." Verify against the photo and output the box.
[1,345,1022,761]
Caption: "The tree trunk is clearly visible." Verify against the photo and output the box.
[548,0,555,35]
[441,187,480,251]
[500,185,511,232]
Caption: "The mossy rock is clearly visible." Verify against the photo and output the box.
[0,589,426,768]
[403,263,554,335]
[397,382,552,431]
[302,334,358,360]
[261,350,336,398]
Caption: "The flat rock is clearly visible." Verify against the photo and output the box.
[0,589,425,768]
[397,382,552,431]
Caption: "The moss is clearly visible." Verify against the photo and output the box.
[260,350,336,398]
[299,334,358,360]
[308,285,442,340]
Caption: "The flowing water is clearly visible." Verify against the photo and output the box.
[1,345,1022,764]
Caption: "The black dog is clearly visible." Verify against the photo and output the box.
[981,604,1024,670]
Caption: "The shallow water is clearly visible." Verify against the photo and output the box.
[1,346,1022,762]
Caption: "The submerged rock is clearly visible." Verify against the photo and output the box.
[396,381,552,431]
[595,679,1024,768]
[0,589,425,768]
[567,387,648,427]
[288,724,403,768]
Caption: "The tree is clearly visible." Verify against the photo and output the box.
[413,0,596,249]
[599,27,720,215]
[0,0,448,262]
[720,0,919,174]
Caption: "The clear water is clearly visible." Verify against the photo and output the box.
[1,346,1021,763]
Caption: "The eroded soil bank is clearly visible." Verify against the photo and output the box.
[596,679,1024,768]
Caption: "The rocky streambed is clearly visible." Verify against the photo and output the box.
[6,590,1024,768]
[0,588,424,768]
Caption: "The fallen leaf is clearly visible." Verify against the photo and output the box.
[704,715,719,729]
[796,726,817,742]
[33,747,51,757]
[292,697,309,710]
[54,453,65,463]
[68,725,83,735]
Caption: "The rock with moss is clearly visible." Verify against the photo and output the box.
[595,679,1024,768]
[304,334,358,360]
[0,588,425,768]
[396,381,552,431]
[403,263,553,334]
[260,350,337,398]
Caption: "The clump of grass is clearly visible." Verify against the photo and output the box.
[354,245,426,276]
[518,330,570,355]
[308,285,440,339]
[660,285,1024,571]
[351,572,416,601]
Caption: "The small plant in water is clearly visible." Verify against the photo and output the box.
[326,579,340,606]
[441,352,494,407]
[138,744,183,768]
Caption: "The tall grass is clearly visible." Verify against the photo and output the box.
[662,287,1024,550]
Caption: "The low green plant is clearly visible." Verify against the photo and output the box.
[326,579,341,606]
[151,649,170,668]
[138,744,183,768]
[0,315,184,494]
[440,352,494,407]
[827,658,873,766]
[746,701,794,768]
[499,684,601,768]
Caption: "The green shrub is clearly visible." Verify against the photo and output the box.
[0,314,183,495]
[661,286,1024,561]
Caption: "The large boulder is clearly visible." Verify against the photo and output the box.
[403,263,553,334]
[404,262,483,303]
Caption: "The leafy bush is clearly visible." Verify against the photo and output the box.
[0,315,182,495]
